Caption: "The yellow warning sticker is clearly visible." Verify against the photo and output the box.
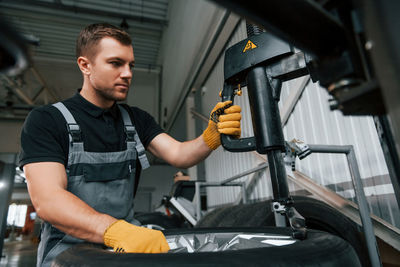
[243,40,257,52]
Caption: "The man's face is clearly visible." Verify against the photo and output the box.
[87,37,134,102]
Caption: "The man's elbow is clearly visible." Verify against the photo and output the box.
[171,159,198,169]
[29,191,56,223]
[31,200,46,221]
[173,162,191,169]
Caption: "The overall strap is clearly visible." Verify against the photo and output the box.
[52,102,84,153]
[118,105,150,170]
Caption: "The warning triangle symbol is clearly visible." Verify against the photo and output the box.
[243,40,257,52]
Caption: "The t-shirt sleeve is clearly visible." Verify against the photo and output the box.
[19,107,68,169]
[130,107,164,148]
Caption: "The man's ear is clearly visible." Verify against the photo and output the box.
[77,56,91,75]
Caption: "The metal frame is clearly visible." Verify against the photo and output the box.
[0,155,17,257]
[169,197,198,226]
[307,144,381,267]
[194,162,268,221]
[373,116,400,210]
[289,171,400,252]
[195,182,246,222]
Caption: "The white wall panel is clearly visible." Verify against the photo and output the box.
[282,80,399,227]
[282,81,388,184]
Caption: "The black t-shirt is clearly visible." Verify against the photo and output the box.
[19,91,164,168]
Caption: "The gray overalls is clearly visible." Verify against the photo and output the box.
[37,102,150,267]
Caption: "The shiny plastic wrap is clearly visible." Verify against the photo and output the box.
[166,232,297,253]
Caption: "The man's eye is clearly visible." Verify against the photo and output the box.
[129,64,135,70]
[111,61,121,66]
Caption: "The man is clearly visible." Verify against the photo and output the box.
[173,171,190,183]
[19,23,241,266]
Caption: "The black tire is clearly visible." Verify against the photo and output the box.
[195,204,238,228]
[196,201,270,228]
[135,212,181,229]
[276,196,370,267]
[53,227,361,267]
[196,196,370,267]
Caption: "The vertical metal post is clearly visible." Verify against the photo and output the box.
[0,156,16,256]
[307,144,383,265]
[346,147,382,267]
[267,150,290,200]
[267,150,289,227]
[158,65,163,124]
[195,182,202,220]
[373,115,400,210]
[241,182,247,204]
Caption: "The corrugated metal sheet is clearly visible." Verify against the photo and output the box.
[201,21,399,227]
[282,80,400,227]
[0,0,168,68]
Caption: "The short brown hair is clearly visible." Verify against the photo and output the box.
[76,23,132,59]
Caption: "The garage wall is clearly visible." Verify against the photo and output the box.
[127,70,160,120]
[136,165,178,212]
[158,0,225,127]
[0,122,24,153]
[200,21,400,228]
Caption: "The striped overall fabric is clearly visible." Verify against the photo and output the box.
[37,103,149,267]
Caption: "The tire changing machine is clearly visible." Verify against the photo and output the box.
[219,23,381,266]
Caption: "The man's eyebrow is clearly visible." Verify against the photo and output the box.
[107,57,124,61]
[107,57,134,65]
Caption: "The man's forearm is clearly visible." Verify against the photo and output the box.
[172,135,212,168]
[147,133,214,169]
[35,187,116,243]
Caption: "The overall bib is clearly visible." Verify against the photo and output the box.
[37,103,149,267]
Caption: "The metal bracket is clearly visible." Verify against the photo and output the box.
[272,199,307,240]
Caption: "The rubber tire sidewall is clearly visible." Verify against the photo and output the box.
[135,212,181,229]
[53,227,361,267]
[196,196,370,267]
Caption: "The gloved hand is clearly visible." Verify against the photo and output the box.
[203,100,241,150]
[103,220,170,253]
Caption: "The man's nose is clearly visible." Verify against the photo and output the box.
[121,65,132,79]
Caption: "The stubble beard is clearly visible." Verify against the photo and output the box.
[96,86,129,102]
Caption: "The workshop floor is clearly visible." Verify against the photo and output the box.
[0,238,37,267]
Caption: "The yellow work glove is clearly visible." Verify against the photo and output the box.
[203,100,241,150]
[103,220,170,253]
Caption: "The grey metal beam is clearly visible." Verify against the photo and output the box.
[234,166,266,205]
[30,67,60,103]
[1,75,34,105]
[289,171,400,252]
[347,147,382,267]
[280,76,310,126]
[220,162,268,185]
[373,116,400,213]
[0,156,17,256]
[2,0,168,26]
[195,181,245,221]
[307,144,382,267]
